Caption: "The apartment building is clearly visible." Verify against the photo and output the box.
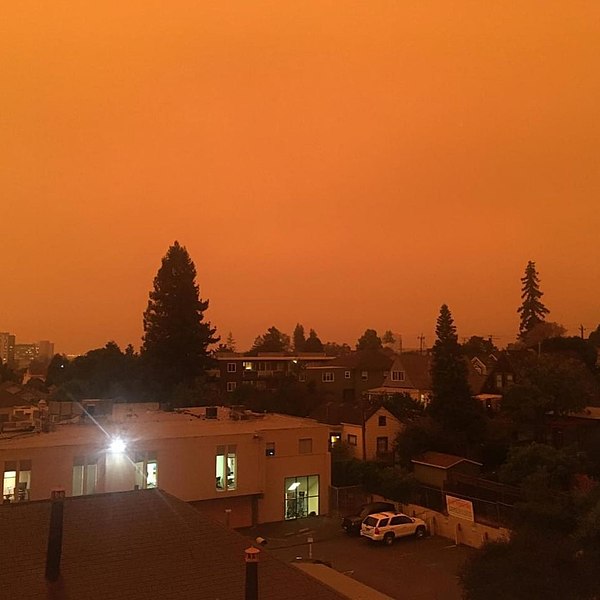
[0,403,331,527]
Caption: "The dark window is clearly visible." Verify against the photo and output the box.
[378,415,387,426]
[378,518,390,527]
[377,437,388,453]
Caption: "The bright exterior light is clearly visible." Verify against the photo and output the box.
[288,482,300,491]
[108,438,127,454]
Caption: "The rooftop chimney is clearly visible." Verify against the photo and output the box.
[244,546,260,600]
[45,489,65,583]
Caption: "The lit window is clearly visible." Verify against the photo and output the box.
[284,475,319,519]
[391,371,405,382]
[344,371,351,379]
[134,451,158,489]
[378,415,387,426]
[506,374,514,384]
[361,371,368,381]
[216,445,237,491]
[72,456,98,496]
[227,381,237,392]
[347,434,357,446]
[495,374,503,389]
[227,362,237,373]
[2,460,31,502]
[322,372,334,383]
[299,438,313,454]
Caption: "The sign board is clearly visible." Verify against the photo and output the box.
[445,494,474,522]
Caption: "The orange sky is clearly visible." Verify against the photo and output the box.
[1,2,599,354]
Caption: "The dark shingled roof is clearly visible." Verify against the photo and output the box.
[0,489,346,600]
[412,451,482,469]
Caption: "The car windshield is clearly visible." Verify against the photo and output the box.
[363,516,378,527]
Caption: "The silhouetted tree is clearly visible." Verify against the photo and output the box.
[304,329,324,352]
[45,354,71,387]
[428,305,484,448]
[142,241,218,396]
[518,261,549,338]
[520,321,565,349]
[461,335,498,358]
[225,332,236,352]
[251,326,291,353]
[588,324,600,347]
[323,341,352,357]
[382,330,396,345]
[356,329,382,351]
[0,360,21,384]
[292,323,306,353]
[542,335,598,371]
[501,354,594,439]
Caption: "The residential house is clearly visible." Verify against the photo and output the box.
[366,352,432,404]
[304,349,395,403]
[214,352,335,396]
[0,381,47,434]
[310,401,405,462]
[0,403,331,526]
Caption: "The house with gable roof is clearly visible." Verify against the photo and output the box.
[366,353,432,404]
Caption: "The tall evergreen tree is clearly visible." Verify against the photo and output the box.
[304,329,324,352]
[518,261,549,338]
[428,305,483,445]
[142,241,218,395]
[293,323,306,353]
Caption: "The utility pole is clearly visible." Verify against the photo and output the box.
[579,324,586,340]
[417,334,425,355]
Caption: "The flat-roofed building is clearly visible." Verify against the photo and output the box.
[0,403,331,527]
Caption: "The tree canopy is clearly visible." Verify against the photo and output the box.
[356,329,383,351]
[142,241,218,397]
[518,261,549,338]
[428,305,484,445]
[292,323,306,353]
[251,326,291,353]
[304,328,324,352]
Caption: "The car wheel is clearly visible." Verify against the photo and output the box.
[415,526,426,539]
[383,533,395,546]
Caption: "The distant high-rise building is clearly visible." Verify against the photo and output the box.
[37,340,55,361]
[14,344,38,369]
[0,332,16,365]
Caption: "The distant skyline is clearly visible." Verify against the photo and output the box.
[2,2,599,355]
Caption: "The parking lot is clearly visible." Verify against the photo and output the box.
[240,515,473,599]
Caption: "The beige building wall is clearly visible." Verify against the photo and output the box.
[0,415,331,527]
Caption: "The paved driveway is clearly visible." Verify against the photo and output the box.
[240,516,473,600]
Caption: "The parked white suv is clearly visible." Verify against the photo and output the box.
[360,512,427,545]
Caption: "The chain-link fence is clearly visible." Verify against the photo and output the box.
[329,485,369,515]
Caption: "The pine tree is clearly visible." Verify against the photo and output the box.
[225,332,236,352]
[304,329,324,352]
[518,261,549,338]
[142,241,218,394]
[293,323,306,353]
[428,305,483,445]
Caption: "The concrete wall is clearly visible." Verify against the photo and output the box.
[401,502,510,548]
